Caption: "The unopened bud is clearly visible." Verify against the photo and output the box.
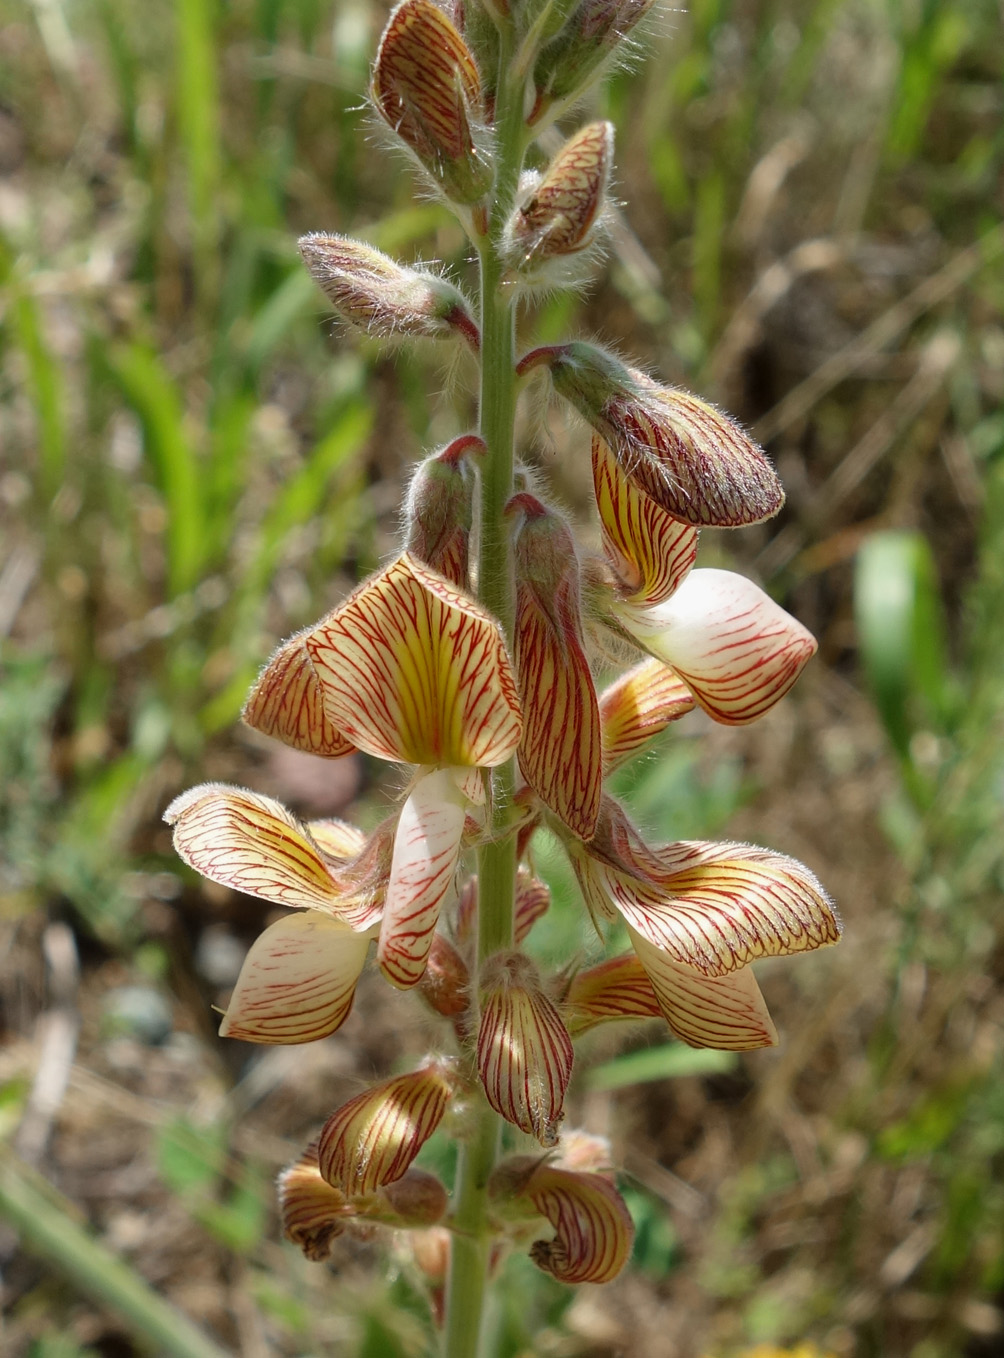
[372,0,493,206]
[404,435,481,588]
[378,1168,449,1226]
[510,493,602,839]
[531,0,655,123]
[478,951,574,1146]
[277,1143,353,1261]
[418,933,470,1018]
[518,341,784,527]
[299,234,479,349]
[505,122,613,273]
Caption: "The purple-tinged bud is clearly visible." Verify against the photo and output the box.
[505,122,613,273]
[530,0,655,123]
[517,342,784,528]
[477,951,574,1147]
[418,933,470,1019]
[510,493,602,840]
[372,0,493,206]
[378,1168,449,1227]
[299,234,479,349]
[404,435,481,589]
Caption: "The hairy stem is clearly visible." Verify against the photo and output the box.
[443,31,526,1358]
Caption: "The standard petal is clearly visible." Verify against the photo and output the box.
[378,769,467,989]
[592,435,697,606]
[599,658,696,771]
[165,784,343,912]
[622,568,817,724]
[628,928,778,1050]
[316,1063,453,1198]
[305,553,522,768]
[562,952,662,1035]
[220,912,370,1044]
[277,1142,354,1260]
[606,840,841,976]
[525,1164,634,1285]
[477,953,574,1146]
[242,633,356,758]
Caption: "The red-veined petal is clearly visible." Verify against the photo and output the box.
[305,818,368,863]
[477,953,574,1147]
[277,1142,354,1259]
[305,553,522,768]
[621,568,817,724]
[220,912,370,1044]
[242,634,356,758]
[379,769,468,989]
[316,1063,454,1198]
[525,1164,634,1284]
[562,952,662,1035]
[599,658,696,771]
[509,121,613,263]
[628,927,778,1050]
[592,434,697,606]
[515,870,551,944]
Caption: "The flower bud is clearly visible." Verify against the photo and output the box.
[317,1061,454,1197]
[477,951,574,1147]
[518,342,784,527]
[530,0,655,123]
[418,933,470,1018]
[510,493,602,839]
[404,436,481,589]
[378,1168,449,1227]
[299,234,479,349]
[505,122,613,273]
[372,0,493,206]
[277,1143,354,1260]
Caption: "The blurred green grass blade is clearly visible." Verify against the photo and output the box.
[854,529,950,762]
[243,269,318,373]
[107,344,206,597]
[588,1043,738,1091]
[176,0,221,276]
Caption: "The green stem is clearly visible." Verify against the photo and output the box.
[443,31,527,1358]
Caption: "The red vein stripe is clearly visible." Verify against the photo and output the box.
[592,434,698,606]
[515,870,551,944]
[477,955,573,1146]
[317,1065,452,1197]
[512,121,613,261]
[277,1142,353,1260]
[599,658,696,771]
[562,952,662,1035]
[525,1166,634,1285]
[243,633,355,757]
[306,553,521,769]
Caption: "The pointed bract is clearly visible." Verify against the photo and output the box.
[243,635,355,758]
[305,553,522,768]
[478,952,574,1146]
[599,658,696,771]
[220,912,371,1044]
[317,1063,454,1198]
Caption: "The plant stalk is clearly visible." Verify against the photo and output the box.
[443,32,527,1358]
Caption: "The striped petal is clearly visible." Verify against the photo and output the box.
[620,568,817,725]
[379,769,468,989]
[306,818,368,863]
[562,952,662,1035]
[602,840,841,977]
[515,870,551,945]
[305,553,522,768]
[513,496,601,840]
[316,1063,453,1198]
[628,928,778,1050]
[508,121,613,264]
[220,912,370,1044]
[278,1142,354,1260]
[525,1164,634,1285]
[592,435,697,606]
[165,784,344,913]
[242,633,355,758]
[599,659,696,772]
[477,953,574,1147]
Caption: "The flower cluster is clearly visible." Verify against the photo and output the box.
[167,0,840,1319]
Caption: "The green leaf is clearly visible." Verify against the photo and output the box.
[587,1043,738,1091]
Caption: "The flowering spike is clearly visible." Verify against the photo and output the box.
[278,1143,354,1260]
[165,784,350,913]
[592,434,697,606]
[619,567,818,725]
[304,553,522,768]
[599,659,695,771]
[627,928,779,1050]
[511,494,602,840]
[505,121,614,273]
[562,951,662,1034]
[317,1063,453,1198]
[243,634,355,758]
[220,911,371,1044]
[477,952,574,1146]
[404,436,482,589]
[372,0,493,206]
[531,0,655,124]
[298,234,479,349]
[379,769,468,989]
[521,342,784,527]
